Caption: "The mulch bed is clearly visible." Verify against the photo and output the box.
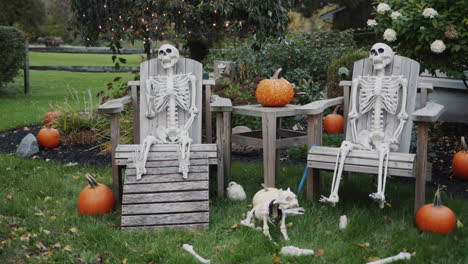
[1,122,467,198]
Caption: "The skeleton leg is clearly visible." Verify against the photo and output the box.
[280,213,289,240]
[262,216,272,240]
[240,209,256,228]
[320,141,353,206]
[369,143,390,208]
[178,129,192,179]
[133,136,162,180]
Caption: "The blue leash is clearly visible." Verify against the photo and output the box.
[296,144,317,198]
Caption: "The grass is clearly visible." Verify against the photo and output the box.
[29,52,144,67]
[0,52,467,263]
[0,155,467,263]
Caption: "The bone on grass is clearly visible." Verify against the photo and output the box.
[182,244,211,264]
[366,252,411,264]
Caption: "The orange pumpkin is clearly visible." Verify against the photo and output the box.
[37,127,60,148]
[324,105,344,134]
[452,136,468,180]
[78,174,115,215]
[415,187,456,234]
[44,104,59,127]
[255,68,294,107]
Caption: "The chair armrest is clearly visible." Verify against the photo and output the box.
[418,82,433,92]
[339,80,352,87]
[210,95,232,112]
[412,101,444,123]
[203,79,215,86]
[98,95,132,114]
[128,80,140,87]
[299,97,344,115]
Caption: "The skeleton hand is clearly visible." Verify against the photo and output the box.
[397,112,408,120]
[348,111,360,120]
[189,106,199,115]
[283,207,305,215]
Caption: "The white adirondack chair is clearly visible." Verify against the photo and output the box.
[99,45,232,231]
[302,45,443,212]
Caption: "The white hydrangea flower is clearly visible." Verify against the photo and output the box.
[367,19,378,27]
[422,8,438,18]
[377,3,391,14]
[390,11,402,20]
[383,28,397,42]
[430,40,446,53]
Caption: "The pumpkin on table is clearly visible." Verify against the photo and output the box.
[255,68,294,107]
[415,187,456,234]
[324,105,344,134]
[44,104,59,126]
[78,174,115,215]
[37,127,60,148]
[452,136,468,180]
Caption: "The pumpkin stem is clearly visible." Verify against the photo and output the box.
[433,186,442,208]
[49,104,55,112]
[333,105,340,115]
[85,174,99,188]
[461,136,467,152]
[272,68,283,80]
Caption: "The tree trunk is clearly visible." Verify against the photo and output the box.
[186,38,209,62]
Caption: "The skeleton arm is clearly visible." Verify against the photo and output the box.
[145,80,156,118]
[391,78,408,144]
[349,77,361,142]
[184,73,198,130]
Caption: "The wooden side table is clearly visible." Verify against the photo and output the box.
[231,104,311,187]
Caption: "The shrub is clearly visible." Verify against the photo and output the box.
[326,51,368,98]
[205,30,357,103]
[0,26,26,87]
[370,0,468,79]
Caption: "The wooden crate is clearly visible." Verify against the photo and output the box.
[119,144,216,231]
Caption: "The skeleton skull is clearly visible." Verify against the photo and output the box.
[158,44,179,69]
[370,43,394,71]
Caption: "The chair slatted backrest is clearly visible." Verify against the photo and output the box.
[345,55,420,153]
[139,58,203,144]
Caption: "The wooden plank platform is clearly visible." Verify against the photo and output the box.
[308,146,418,178]
[120,146,213,231]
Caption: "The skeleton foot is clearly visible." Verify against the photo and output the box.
[319,194,339,206]
[369,192,386,208]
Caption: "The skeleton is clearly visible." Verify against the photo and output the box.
[182,244,211,264]
[320,43,408,208]
[240,186,304,240]
[366,252,411,264]
[133,44,198,180]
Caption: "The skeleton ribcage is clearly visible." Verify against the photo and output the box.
[147,74,191,113]
[359,76,402,115]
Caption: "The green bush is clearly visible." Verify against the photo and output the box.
[0,26,26,87]
[370,0,468,79]
[326,50,368,98]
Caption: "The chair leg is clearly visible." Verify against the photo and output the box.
[110,113,121,203]
[415,122,429,213]
[307,168,320,200]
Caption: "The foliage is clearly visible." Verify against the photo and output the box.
[371,0,468,79]
[326,50,368,98]
[0,27,26,88]
[0,0,46,39]
[70,0,292,62]
[205,30,357,103]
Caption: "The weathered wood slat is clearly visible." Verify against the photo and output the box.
[122,201,209,215]
[122,223,208,231]
[122,212,209,226]
[308,154,413,169]
[123,181,208,194]
[116,144,216,152]
[307,161,413,177]
[126,165,209,175]
[123,190,209,204]
[127,159,216,168]
[125,172,208,184]
[309,146,415,162]
[116,152,216,161]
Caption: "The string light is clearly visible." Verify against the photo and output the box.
[103,4,107,8]
[213,23,216,27]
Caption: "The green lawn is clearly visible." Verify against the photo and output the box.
[29,52,144,67]
[0,156,466,263]
[0,52,467,263]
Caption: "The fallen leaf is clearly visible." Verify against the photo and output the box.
[44,196,52,202]
[43,230,51,235]
[32,156,39,159]
[6,195,12,200]
[357,242,370,249]
[52,242,61,249]
[45,159,50,162]
[457,219,463,229]
[247,204,253,208]
[122,258,128,264]
[368,257,381,262]
[385,202,392,207]
[230,223,239,229]
[62,244,72,252]
[6,167,11,171]
[325,230,332,235]
[35,211,45,217]
[35,242,48,251]
[383,215,391,224]
[315,249,324,257]
[430,245,437,249]
[272,254,282,264]
[286,222,293,228]
[73,176,80,180]
[69,227,77,233]
[20,234,31,242]
[65,162,78,167]
[50,216,57,220]
[147,249,156,255]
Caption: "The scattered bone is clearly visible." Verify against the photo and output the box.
[227,181,247,201]
[367,252,411,264]
[280,246,314,256]
[339,215,348,230]
[182,244,210,264]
